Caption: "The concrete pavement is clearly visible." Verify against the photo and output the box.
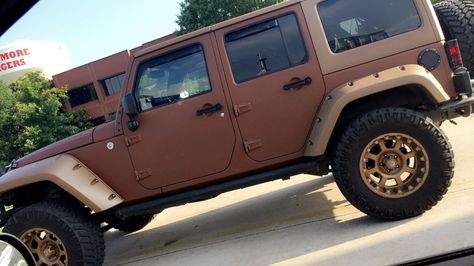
[104,116,474,266]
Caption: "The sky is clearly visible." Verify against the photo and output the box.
[0,0,181,68]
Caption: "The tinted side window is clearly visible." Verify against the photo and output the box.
[135,45,212,111]
[102,73,125,96]
[225,14,307,83]
[68,84,98,107]
[318,0,421,53]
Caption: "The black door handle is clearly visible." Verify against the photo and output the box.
[283,77,312,91]
[196,103,223,116]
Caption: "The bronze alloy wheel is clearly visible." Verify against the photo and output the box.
[20,228,68,266]
[359,133,429,199]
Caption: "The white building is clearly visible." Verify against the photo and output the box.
[0,40,72,84]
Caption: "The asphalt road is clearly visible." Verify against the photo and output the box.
[104,116,474,266]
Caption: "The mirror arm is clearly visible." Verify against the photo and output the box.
[122,93,140,131]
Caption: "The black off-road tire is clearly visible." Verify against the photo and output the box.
[435,0,474,76]
[108,214,156,233]
[332,108,454,220]
[4,200,104,266]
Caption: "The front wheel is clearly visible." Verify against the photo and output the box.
[3,200,104,266]
[332,108,454,220]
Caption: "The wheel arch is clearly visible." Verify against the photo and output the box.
[304,64,450,157]
[0,154,123,213]
[0,181,77,208]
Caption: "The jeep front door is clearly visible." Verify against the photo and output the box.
[124,35,235,190]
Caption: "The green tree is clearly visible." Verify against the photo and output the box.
[0,71,92,168]
[176,0,283,34]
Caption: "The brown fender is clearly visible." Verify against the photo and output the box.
[304,64,450,157]
[0,154,123,212]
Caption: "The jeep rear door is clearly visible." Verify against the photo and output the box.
[215,4,326,162]
[123,34,236,189]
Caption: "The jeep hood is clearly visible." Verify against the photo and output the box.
[16,128,95,168]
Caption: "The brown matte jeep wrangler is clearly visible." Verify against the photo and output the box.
[1,0,474,264]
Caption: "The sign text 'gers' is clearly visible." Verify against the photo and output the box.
[0,48,30,72]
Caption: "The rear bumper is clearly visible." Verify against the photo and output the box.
[439,94,474,118]
[435,79,474,119]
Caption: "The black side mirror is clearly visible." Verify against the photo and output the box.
[122,93,140,131]
[122,93,139,116]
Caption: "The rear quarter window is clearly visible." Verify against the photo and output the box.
[318,0,421,53]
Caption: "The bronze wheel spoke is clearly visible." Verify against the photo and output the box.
[402,151,415,161]
[405,167,416,175]
[393,140,403,151]
[379,176,388,188]
[367,153,378,161]
[394,176,403,186]
[32,233,43,245]
[46,233,54,241]
[365,168,377,176]
[37,257,48,265]
[28,244,39,252]
[380,141,389,151]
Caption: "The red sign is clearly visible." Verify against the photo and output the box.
[0,48,30,72]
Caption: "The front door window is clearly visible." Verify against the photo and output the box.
[135,45,212,111]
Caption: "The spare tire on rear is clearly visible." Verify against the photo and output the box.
[434,0,474,76]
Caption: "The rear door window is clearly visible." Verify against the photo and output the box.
[318,0,421,53]
[224,13,307,83]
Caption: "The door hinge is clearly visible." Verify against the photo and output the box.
[233,103,252,117]
[125,134,142,147]
[135,169,152,181]
[244,139,263,153]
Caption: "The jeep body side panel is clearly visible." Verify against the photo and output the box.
[304,64,450,157]
[68,135,149,202]
[15,128,94,168]
[0,155,124,212]
[422,0,447,42]
[322,42,457,98]
[301,0,444,75]
[93,121,116,143]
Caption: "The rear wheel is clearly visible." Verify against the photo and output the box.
[332,108,454,220]
[4,200,104,266]
[435,0,474,76]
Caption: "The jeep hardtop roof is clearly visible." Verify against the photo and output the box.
[134,0,305,58]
